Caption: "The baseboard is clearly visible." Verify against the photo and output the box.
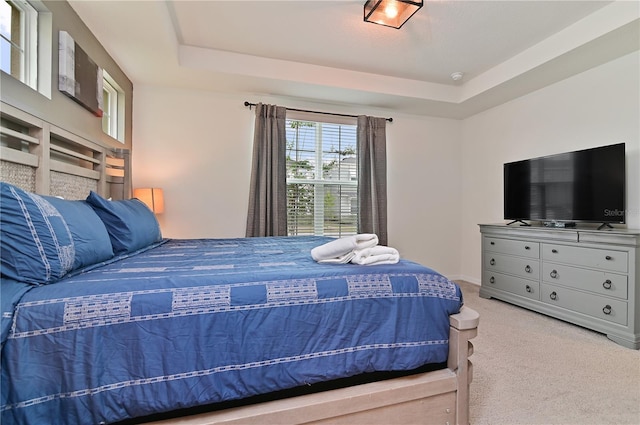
[451,275,481,286]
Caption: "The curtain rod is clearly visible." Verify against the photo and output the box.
[243,101,393,123]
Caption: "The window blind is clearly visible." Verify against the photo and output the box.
[286,117,358,237]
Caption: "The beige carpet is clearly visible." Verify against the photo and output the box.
[456,281,640,425]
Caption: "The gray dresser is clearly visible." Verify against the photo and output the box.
[479,224,640,349]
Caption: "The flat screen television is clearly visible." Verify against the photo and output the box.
[504,143,625,227]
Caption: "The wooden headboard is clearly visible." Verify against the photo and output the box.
[0,101,130,200]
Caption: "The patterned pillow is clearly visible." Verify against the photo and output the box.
[86,191,162,255]
[43,196,114,270]
[0,183,75,284]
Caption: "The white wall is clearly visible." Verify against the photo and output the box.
[133,89,464,278]
[133,88,254,239]
[459,51,640,283]
[387,114,462,277]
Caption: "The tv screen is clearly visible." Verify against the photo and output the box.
[504,143,625,224]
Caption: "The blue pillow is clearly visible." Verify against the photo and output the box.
[0,183,74,284]
[43,196,114,270]
[86,191,162,255]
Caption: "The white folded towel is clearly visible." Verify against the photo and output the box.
[350,246,400,266]
[311,234,379,263]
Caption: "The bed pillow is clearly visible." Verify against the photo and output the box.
[0,183,74,285]
[43,196,114,270]
[86,191,162,255]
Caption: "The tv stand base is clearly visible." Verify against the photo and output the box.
[506,220,530,226]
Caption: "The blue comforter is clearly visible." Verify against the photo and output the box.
[1,236,462,425]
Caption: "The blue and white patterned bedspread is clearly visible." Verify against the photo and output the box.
[1,236,462,425]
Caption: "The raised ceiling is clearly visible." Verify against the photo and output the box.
[69,0,639,119]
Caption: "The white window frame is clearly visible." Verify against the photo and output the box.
[0,0,51,97]
[102,70,125,143]
[286,111,358,237]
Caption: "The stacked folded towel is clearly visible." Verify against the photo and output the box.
[311,234,379,264]
[351,246,400,265]
[311,234,399,266]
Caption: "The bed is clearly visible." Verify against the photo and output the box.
[0,103,478,425]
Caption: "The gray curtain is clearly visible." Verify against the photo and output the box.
[357,115,388,245]
[246,103,288,237]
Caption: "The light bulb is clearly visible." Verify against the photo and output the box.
[384,4,399,19]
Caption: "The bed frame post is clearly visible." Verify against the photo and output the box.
[118,148,132,199]
[447,306,480,425]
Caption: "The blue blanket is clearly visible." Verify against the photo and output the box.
[1,236,462,425]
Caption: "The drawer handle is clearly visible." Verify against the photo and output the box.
[490,258,496,266]
[489,276,495,284]
[525,246,530,250]
[603,305,612,315]
[525,285,532,293]
[550,291,557,301]
[603,280,612,290]
[550,270,558,279]
[490,241,495,245]
[605,255,612,261]
[525,265,532,273]
[551,249,558,254]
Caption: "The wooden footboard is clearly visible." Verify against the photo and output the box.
[150,306,479,425]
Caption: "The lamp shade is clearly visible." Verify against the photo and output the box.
[364,0,423,29]
[133,188,164,214]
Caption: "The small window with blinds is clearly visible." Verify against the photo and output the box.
[286,115,357,237]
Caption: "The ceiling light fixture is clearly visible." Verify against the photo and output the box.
[364,0,423,29]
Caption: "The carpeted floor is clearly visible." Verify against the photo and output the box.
[456,281,640,425]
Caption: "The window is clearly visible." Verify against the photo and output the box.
[0,0,50,96]
[1,0,36,86]
[286,115,358,237]
[102,71,125,142]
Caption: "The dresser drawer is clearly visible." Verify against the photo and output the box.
[542,263,628,300]
[483,271,539,300]
[484,237,539,259]
[540,283,627,325]
[485,253,539,280]
[542,244,628,273]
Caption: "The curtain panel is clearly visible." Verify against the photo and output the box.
[246,103,288,237]
[357,116,388,246]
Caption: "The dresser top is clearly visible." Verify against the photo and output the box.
[479,223,640,246]
[479,223,640,235]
